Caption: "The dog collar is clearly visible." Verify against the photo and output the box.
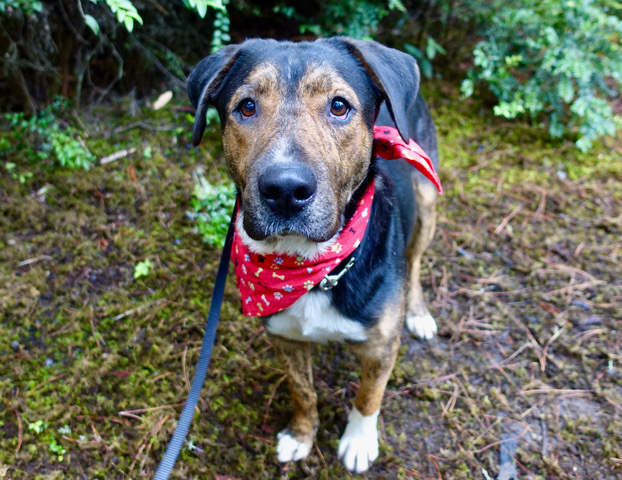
[232,181,375,317]
[373,125,443,194]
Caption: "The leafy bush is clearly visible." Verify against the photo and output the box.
[190,170,236,246]
[2,98,96,182]
[272,0,405,40]
[461,0,622,151]
[0,0,42,13]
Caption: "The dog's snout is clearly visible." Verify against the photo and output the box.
[258,165,317,216]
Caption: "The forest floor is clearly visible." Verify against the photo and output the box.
[1,82,621,480]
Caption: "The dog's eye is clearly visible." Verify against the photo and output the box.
[330,98,349,118]
[238,99,256,118]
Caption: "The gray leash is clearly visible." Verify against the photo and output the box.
[153,209,236,480]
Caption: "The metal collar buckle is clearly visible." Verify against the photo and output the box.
[318,257,356,291]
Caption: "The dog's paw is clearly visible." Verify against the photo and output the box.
[276,428,312,463]
[406,313,437,340]
[338,407,379,473]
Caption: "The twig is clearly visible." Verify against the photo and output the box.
[136,414,170,476]
[111,299,165,322]
[100,147,137,165]
[182,346,190,394]
[263,375,288,427]
[314,444,329,480]
[540,327,565,372]
[25,373,70,397]
[18,255,54,267]
[520,388,593,396]
[543,280,605,297]
[493,203,524,235]
[119,402,185,417]
[471,428,529,454]
[13,409,23,453]
[391,463,436,479]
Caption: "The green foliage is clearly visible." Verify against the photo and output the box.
[403,37,446,78]
[210,0,231,53]
[2,98,96,182]
[133,259,152,279]
[183,0,226,17]
[461,0,622,151]
[83,0,225,34]
[27,420,67,461]
[0,0,42,14]
[290,0,406,39]
[97,0,143,32]
[191,170,236,246]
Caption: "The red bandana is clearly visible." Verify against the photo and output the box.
[233,181,374,316]
[232,126,441,317]
[373,125,443,194]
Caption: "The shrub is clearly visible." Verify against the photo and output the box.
[460,0,622,151]
[2,98,96,182]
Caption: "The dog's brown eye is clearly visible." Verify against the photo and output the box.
[330,98,349,118]
[239,99,256,118]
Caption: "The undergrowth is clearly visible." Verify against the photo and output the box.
[2,98,96,182]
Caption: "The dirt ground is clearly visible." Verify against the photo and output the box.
[1,84,621,479]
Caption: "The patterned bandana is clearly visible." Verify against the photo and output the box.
[233,181,374,316]
[232,125,441,317]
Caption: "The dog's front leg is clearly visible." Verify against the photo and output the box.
[339,332,400,473]
[268,333,319,463]
[406,180,438,339]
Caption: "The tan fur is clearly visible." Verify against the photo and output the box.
[349,295,403,416]
[406,179,438,319]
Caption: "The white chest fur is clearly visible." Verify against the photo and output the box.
[266,290,368,343]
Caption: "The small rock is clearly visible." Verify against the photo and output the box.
[571,299,592,310]
[456,246,475,260]
[581,316,603,327]
[44,358,54,367]
[11,340,20,351]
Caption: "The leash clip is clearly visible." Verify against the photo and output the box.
[319,257,356,291]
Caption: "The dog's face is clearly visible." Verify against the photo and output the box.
[188,38,420,253]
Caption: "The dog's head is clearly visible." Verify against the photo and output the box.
[188,38,419,256]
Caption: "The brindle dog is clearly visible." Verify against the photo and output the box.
[188,37,439,473]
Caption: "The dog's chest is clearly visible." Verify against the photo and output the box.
[266,290,368,343]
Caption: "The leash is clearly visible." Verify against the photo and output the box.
[153,209,236,480]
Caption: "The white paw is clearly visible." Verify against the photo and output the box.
[337,407,379,473]
[406,313,437,340]
[276,429,311,463]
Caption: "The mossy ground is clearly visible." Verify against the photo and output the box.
[1,84,621,479]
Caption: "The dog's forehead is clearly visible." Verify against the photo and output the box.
[226,39,373,95]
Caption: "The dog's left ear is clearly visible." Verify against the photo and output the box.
[340,38,420,143]
[187,44,241,146]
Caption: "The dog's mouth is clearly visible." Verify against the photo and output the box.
[243,211,338,243]
[237,208,341,259]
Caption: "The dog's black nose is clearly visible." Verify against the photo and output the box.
[258,165,317,216]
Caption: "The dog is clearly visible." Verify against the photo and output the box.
[187,37,440,473]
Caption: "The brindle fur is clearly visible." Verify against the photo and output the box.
[187,37,440,472]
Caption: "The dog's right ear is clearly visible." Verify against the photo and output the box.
[187,44,240,146]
